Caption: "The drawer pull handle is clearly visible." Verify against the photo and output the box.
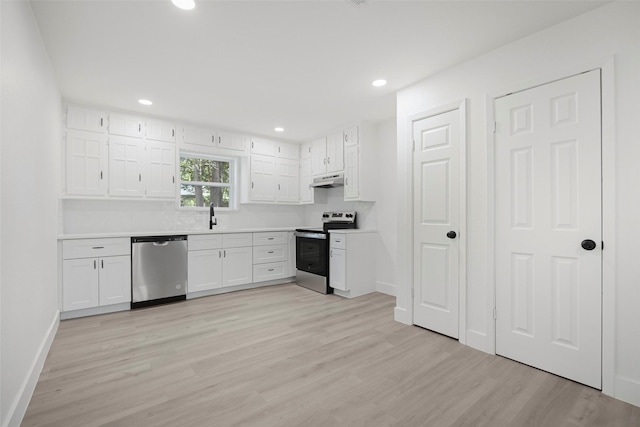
[268,237,274,240]
[92,246,104,249]
[268,268,275,272]
[94,260,97,269]
[335,240,342,243]
[267,251,274,254]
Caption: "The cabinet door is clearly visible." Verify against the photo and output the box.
[326,132,344,173]
[222,247,253,287]
[181,126,216,146]
[277,142,299,160]
[344,145,359,200]
[99,255,131,306]
[109,113,144,138]
[250,154,276,202]
[218,131,248,151]
[66,130,108,196]
[329,248,347,291]
[63,258,99,311]
[343,125,359,147]
[299,158,314,204]
[250,137,277,156]
[145,119,176,142]
[146,141,176,198]
[311,137,327,176]
[109,136,145,197]
[67,105,107,133]
[276,158,300,203]
[188,249,223,292]
[300,141,312,160]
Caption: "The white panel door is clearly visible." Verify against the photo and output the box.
[98,255,131,306]
[218,131,248,151]
[311,137,327,176]
[326,131,344,173]
[412,109,460,339]
[276,158,299,203]
[495,70,602,389]
[329,248,347,291]
[222,247,253,287]
[146,141,176,198]
[63,258,99,311]
[109,136,144,197]
[188,249,223,292]
[344,145,359,200]
[250,154,276,202]
[299,158,314,204]
[145,119,176,142]
[66,130,108,196]
[109,113,143,138]
[66,105,107,133]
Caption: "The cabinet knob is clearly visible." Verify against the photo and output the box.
[447,231,457,239]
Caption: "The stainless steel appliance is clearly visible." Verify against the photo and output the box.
[131,235,187,308]
[294,211,356,294]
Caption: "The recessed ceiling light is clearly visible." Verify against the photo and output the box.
[372,79,387,87]
[274,127,284,132]
[138,99,153,106]
[172,0,196,10]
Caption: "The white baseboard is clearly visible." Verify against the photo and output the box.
[614,375,640,408]
[394,306,411,325]
[376,281,396,296]
[5,310,59,427]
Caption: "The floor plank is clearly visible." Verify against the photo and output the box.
[22,284,640,426]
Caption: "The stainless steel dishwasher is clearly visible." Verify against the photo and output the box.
[131,235,187,308]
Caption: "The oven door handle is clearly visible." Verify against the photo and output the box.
[294,231,327,240]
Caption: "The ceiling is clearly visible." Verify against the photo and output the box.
[30,0,607,142]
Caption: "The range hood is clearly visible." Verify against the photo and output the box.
[309,172,344,188]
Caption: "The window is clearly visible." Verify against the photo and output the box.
[179,153,235,208]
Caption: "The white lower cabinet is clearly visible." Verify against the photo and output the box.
[222,246,253,287]
[329,232,377,298]
[252,232,289,282]
[62,238,131,312]
[188,233,252,292]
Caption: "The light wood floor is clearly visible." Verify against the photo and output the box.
[23,284,639,427]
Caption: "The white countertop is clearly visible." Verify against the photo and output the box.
[59,227,378,240]
[58,227,302,240]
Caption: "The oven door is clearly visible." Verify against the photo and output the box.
[294,232,331,294]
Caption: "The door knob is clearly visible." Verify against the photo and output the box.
[581,239,597,251]
[447,231,457,239]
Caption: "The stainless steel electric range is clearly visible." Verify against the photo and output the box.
[294,211,357,294]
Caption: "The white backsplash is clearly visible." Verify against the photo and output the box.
[62,189,376,234]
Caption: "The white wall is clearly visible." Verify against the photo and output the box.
[396,2,640,407]
[374,119,397,295]
[1,2,62,426]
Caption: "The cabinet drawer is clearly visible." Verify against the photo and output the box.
[188,234,223,251]
[223,233,253,248]
[253,231,287,246]
[253,244,287,264]
[63,238,130,259]
[253,261,286,282]
[330,233,347,249]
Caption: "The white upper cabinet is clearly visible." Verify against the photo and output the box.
[66,130,108,196]
[67,105,107,133]
[180,125,217,147]
[276,142,299,160]
[108,136,145,197]
[109,113,144,138]
[145,119,176,142]
[218,131,248,151]
[299,158,314,204]
[311,137,327,176]
[326,131,344,173]
[251,137,278,157]
[343,123,376,202]
[343,125,359,147]
[250,154,277,202]
[300,141,312,160]
[344,145,359,200]
[276,158,299,203]
[146,141,176,199]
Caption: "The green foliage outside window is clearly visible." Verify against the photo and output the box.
[180,156,232,208]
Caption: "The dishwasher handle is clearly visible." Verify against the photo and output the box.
[153,241,169,247]
[131,235,187,244]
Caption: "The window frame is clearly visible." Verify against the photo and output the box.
[177,151,238,211]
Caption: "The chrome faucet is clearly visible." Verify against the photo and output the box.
[209,202,217,229]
